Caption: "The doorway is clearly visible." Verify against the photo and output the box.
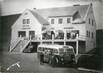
[23,42,40,53]
[29,31,35,40]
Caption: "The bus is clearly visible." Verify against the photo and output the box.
[37,44,76,66]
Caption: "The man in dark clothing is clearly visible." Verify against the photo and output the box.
[40,53,44,65]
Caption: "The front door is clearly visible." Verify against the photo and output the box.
[29,31,35,40]
[18,31,26,38]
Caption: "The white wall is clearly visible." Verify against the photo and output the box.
[85,5,96,52]
[11,9,42,44]
[48,17,86,40]
[48,7,96,53]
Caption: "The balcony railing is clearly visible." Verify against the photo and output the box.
[28,34,86,42]
[10,37,22,52]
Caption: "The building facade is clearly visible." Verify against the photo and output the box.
[10,4,96,55]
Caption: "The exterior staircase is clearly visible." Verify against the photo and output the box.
[10,38,30,53]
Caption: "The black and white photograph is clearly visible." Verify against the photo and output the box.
[0,0,103,73]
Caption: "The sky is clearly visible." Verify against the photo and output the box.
[1,0,103,29]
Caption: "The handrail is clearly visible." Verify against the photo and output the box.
[10,38,21,52]
[20,40,31,52]
[38,35,86,40]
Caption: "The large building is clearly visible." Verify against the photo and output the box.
[10,4,96,55]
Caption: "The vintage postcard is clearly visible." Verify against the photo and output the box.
[0,0,103,73]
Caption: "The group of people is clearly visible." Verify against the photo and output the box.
[39,49,53,64]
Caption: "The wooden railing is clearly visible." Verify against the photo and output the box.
[41,34,86,41]
[20,39,31,52]
[10,38,22,52]
[10,38,31,52]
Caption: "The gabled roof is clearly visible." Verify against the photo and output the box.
[2,4,90,30]
[34,5,89,19]
[29,10,49,25]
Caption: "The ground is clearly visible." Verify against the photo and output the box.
[0,51,103,73]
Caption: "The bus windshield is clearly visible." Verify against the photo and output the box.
[38,47,44,51]
[65,48,74,54]
[59,48,64,54]
[59,47,74,54]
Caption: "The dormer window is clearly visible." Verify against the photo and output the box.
[23,19,30,24]
[27,19,30,24]
[58,18,63,24]
[23,19,26,24]
[67,18,70,23]
[51,19,54,24]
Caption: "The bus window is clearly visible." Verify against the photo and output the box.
[53,49,58,53]
[59,48,64,54]
[65,48,74,54]
[38,47,44,51]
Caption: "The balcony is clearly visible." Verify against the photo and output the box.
[29,30,86,42]
[41,32,86,42]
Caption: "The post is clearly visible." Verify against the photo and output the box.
[64,30,66,46]
[20,35,22,39]
[40,34,43,44]
[76,34,79,56]
[52,34,54,44]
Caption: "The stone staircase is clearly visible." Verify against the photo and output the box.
[10,39,30,53]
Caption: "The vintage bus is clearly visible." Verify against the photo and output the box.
[37,44,76,66]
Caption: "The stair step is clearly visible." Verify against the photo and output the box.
[12,40,30,52]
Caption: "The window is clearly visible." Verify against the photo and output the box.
[53,49,58,53]
[89,18,90,24]
[92,19,93,26]
[27,19,30,24]
[87,31,90,37]
[18,31,26,37]
[23,19,30,24]
[23,19,26,24]
[67,33,71,39]
[92,32,94,38]
[58,18,63,24]
[86,31,88,37]
[67,18,70,23]
[51,19,54,24]
[88,31,90,37]
[55,32,64,39]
